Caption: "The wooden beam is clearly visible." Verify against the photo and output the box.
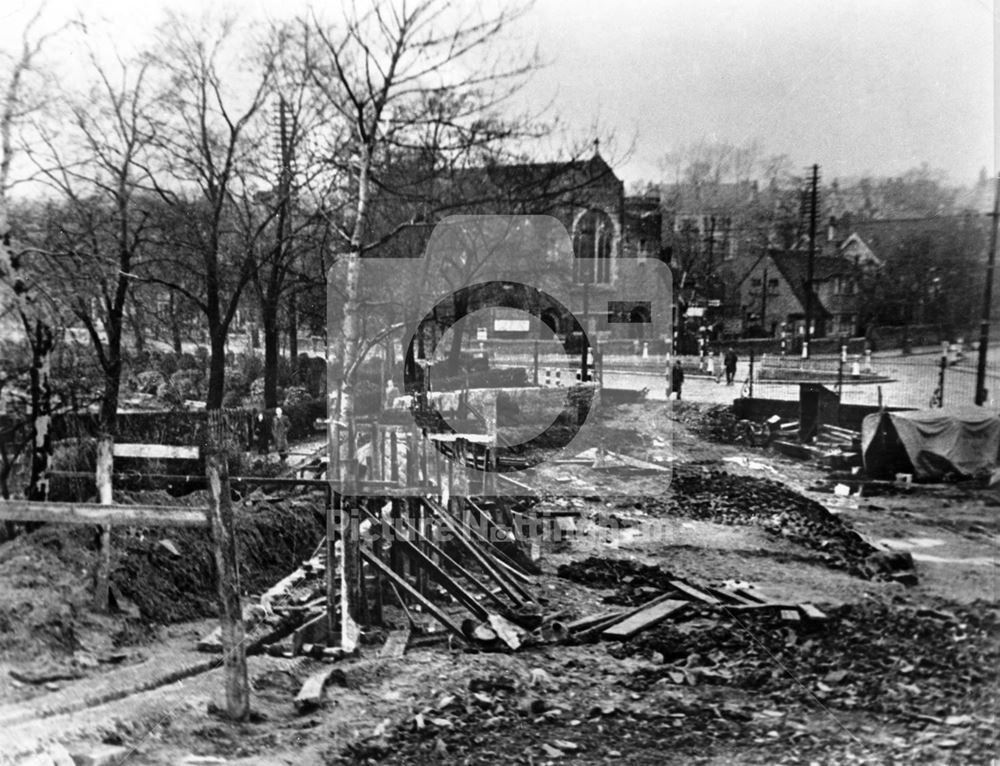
[669,580,721,605]
[425,499,528,606]
[93,436,113,612]
[376,628,411,659]
[565,610,626,633]
[396,538,489,621]
[0,500,207,527]
[294,666,340,713]
[799,603,829,622]
[203,409,249,720]
[113,443,199,460]
[377,509,509,612]
[359,547,464,639]
[601,600,688,641]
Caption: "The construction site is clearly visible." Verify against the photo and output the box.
[1,343,998,765]
[0,3,997,763]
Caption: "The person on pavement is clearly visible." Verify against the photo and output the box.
[670,360,684,400]
[254,411,270,456]
[273,406,291,462]
[724,348,738,385]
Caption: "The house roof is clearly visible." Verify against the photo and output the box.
[444,151,623,214]
[768,252,853,318]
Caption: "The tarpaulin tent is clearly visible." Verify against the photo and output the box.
[861,405,1000,481]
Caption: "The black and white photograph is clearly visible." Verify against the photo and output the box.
[0,1,996,763]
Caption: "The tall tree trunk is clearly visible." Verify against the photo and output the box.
[169,292,183,354]
[262,294,279,409]
[206,328,227,410]
[288,292,298,363]
[27,321,53,502]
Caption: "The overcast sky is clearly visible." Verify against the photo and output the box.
[3,0,995,187]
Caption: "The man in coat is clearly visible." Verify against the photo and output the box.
[670,360,684,400]
[272,406,291,462]
[724,348,738,385]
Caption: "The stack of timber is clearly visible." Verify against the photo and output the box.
[770,417,862,468]
[194,493,545,658]
[565,576,830,643]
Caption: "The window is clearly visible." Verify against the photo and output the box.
[573,208,613,283]
[768,278,779,288]
[751,278,762,287]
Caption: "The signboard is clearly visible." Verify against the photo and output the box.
[686,307,706,318]
[476,327,488,340]
[494,318,531,333]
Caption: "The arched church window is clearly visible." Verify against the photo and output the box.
[573,208,613,284]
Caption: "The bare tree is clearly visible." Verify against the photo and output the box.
[29,49,160,437]
[303,0,536,424]
[0,6,79,501]
[140,11,278,409]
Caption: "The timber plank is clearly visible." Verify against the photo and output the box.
[396,539,489,620]
[565,610,626,633]
[360,547,465,639]
[669,580,721,605]
[376,628,411,659]
[113,443,200,460]
[601,599,688,641]
[0,500,206,527]
[799,603,829,621]
[425,499,530,605]
[294,666,340,712]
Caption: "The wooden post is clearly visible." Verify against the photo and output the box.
[420,435,428,488]
[326,490,337,638]
[389,430,399,484]
[484,395,498,496]
[340,419,362,652]
[433,443,442,492]
[533,339,539,385]
[204,409,249,720]
[371,497,384,625]
[93,435,113,612]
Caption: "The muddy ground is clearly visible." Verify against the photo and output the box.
[2,401,997,765]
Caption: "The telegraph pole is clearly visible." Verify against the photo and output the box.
[760,266,768,330]
[975,174,999,405]
[804,164,819,358]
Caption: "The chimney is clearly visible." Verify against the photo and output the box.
[827,215,837,244]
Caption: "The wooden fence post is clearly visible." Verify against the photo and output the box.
[93,434,113,612]
[339,419,362,652]
[204,409,249,720]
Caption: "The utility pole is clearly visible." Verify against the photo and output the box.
[975,174,999,405]
[760,266,768,331]
[275,96,297,359]
[804,164,819,358]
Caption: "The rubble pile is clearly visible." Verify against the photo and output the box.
[651,468,889,577]
[668,402,755,443]
[555,556,680,605]
[617,600,998,723]
[331,671,770,766]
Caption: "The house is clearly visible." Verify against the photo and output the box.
[732,224,885,340]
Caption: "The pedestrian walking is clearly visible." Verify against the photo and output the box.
[254,411,270,456]
[724,348,738,385]
[670,360,685,401]
[273,406,291,461]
